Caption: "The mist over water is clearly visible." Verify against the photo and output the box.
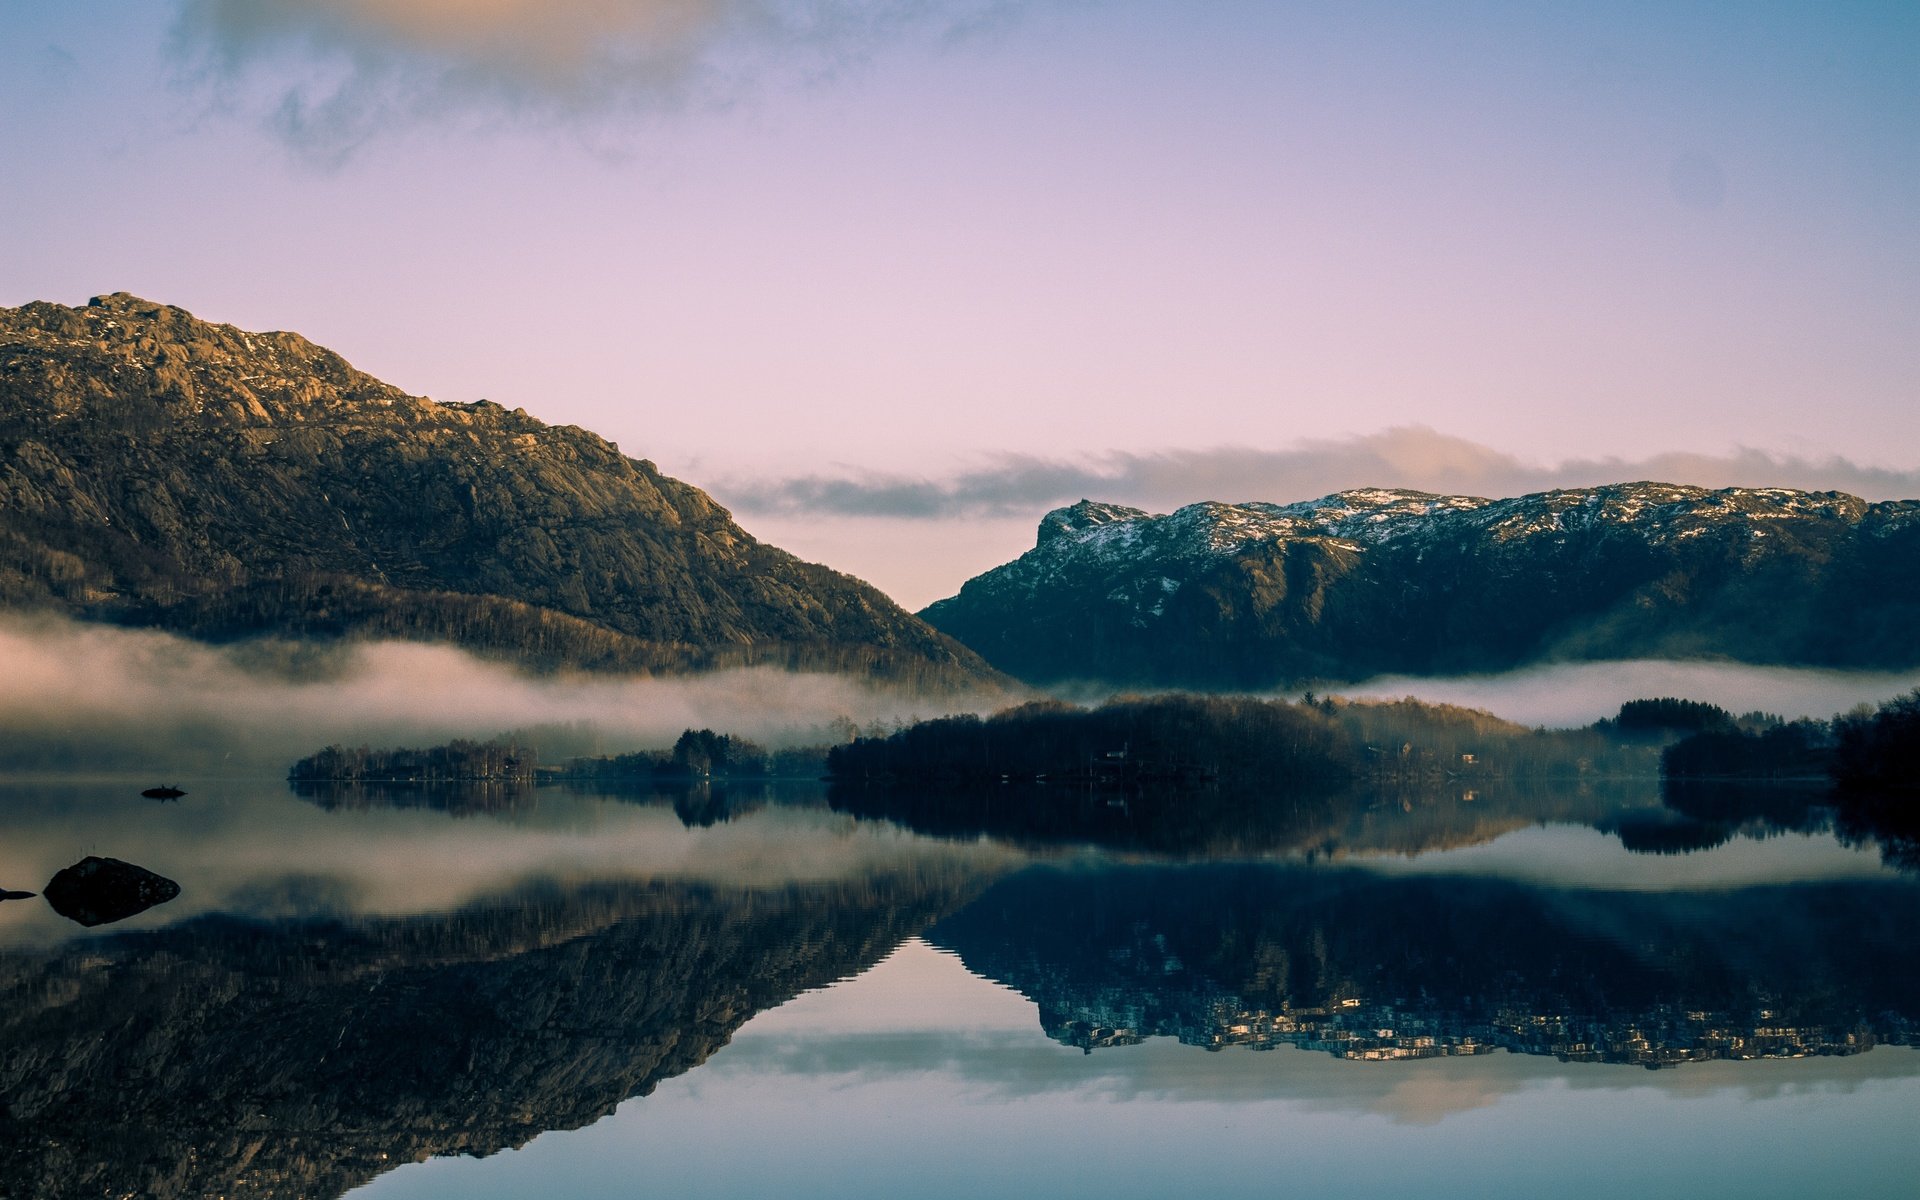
[5,620,1920,1200]
[0,615,1001,772]
[7,614,1918,778]
[1329,659,1920,728]
[0,779,1024,946]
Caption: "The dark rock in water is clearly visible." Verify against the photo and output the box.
[0,888,35,901]
[141,785,187,800]
[42,857,181,927]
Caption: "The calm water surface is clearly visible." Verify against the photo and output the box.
[1,775,1915,1199]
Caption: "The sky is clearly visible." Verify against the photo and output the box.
[2,1,1916,607]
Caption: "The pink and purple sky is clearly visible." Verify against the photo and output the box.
[3,2,1915,606]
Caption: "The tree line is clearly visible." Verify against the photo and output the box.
[290,728,830,784]
[1660,689,1920,791]
[289,738,536,784]
[825,693,1665,789]
[551,729,828,782]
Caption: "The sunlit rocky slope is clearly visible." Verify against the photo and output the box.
[921,486,1920,688]
[0,294,995,688]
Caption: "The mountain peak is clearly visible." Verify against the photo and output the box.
[87,291,171,314]
[0,296,1001,688]
[1037,499,1150,546]
[923,481,1920,688]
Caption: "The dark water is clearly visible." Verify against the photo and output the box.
[1,775,1916,1199]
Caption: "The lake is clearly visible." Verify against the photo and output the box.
[1,774,1915,1199]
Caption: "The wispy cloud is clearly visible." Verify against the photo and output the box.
[169,0,1031,160]
[717,427,1920,519]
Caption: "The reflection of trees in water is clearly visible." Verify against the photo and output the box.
[1835,792,1920,873]
[1599,780,1832,856]
[930,863,1920,1067]
[294,769,1909,870]
[5,773,1915,1200]
[1652,689,1920,870]
[554,778,815,828]
[289,778,829,827]
[827,773,1920,870]
[1659,779,1920,872]
[832,778,1665,860]
[292,776,543,816]
[0,869,987,1200]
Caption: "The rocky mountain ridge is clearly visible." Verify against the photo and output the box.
[0,294,997,688]
[922,483,1920,687]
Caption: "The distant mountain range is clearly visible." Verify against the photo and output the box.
[921,485,1920,688]
[10,295,1915,697]
[0,294,996,688]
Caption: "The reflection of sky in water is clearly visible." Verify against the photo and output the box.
[353,941,1920,1200]
[1338,824,1896,889]
[8,775,1918,1199]
[0,777,1900,945]
[0,779,1021,945]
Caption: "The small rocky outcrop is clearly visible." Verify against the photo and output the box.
[41,856,181,927]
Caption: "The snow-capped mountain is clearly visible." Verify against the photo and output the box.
[922,484,1920,688]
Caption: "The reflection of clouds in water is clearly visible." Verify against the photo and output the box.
[0,784,1022,946]
[720,941,1920,1125]
[733,1033,1920,1125]
[1346,825,1896,890]
[217,872,365,919]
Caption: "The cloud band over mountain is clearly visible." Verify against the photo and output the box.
[717,427,1920,519]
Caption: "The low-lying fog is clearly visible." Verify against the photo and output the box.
[0,615,1001,773]
[1330,659,1920,727]
[4,615,1918,773]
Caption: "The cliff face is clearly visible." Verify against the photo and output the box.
[921,486,1920,688]
[0,294,998,688]
[0,869,988,1199]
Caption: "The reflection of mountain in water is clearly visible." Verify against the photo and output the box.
[929,864,1920,1067]
[0,868,986,1200]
